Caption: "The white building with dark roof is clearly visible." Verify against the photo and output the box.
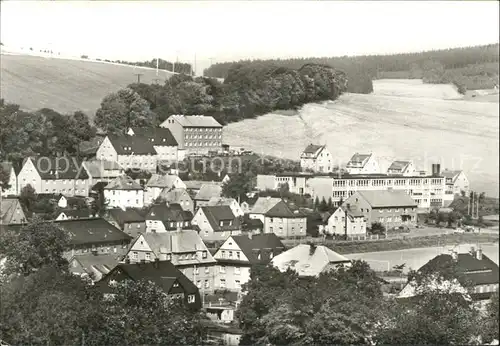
[387,160,416,176]
[300,144,333,173]
[326,205,367,236]
[104,175,144,209]
[192,205,241,242]
[160,114,223,157]
[441,169,470,205]
[345,153,380,175]
[144,174,186,206]
[127,127,178,162]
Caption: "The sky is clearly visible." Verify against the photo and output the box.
[1,1,499,74]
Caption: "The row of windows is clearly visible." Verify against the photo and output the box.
[185,134,222,140]
[110,190,141,195]
[219,250,241,260]
[331,178,444,188]
[270,226,304,234]
[43,188,87,194]
[184,127,222,132]
[378,216,415,223]
[185,141,221,147]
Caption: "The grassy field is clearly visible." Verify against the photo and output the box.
[0,53,175,115]
[225,79,500,197]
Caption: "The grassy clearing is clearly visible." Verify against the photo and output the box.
[282,233,499,254]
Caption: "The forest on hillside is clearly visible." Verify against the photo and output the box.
[88,57,194,75]
[204,44,499,94]
[93,63,348,134]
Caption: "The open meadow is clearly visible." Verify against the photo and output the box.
[225,79,500,197]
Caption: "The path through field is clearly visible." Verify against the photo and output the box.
[225,80,499,197]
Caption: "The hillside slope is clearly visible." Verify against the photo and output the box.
[224,80,499,197]
[0,53,175,115]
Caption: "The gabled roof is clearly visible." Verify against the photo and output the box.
[301,144,325,158]
[242,214,264,229]
[26,157,89,180]
[200,205,240,232]
[207,197,237,207]
[107,208,146,227]
[83,159,122,178]
[146,204,193,223]
[346,153,372,168]
[419,252,499,286]
[97,260,198,295]
[71,253,120,275]
[104,175,143,190]
[356,190,417,208]
[129,127,178,146]
[165,115,222,128]
[250,197,282,214]
[184,180,221,190]
[146,174,180,188]
[442,170,463,182]
[136,231,215,265]
[231,233,285,264]
[271,244,351,277]
[107,134,157,155]
[265,200,305,218]
[195,184,222,201]
[54,218,132,246]
[387,160,411,173]
[159,188,191,204]
[58,209,95,219]
[0,198,24,224]
[339,206,365,220]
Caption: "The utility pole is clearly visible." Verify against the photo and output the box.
[193,52,197,77]
[471,192,475,218]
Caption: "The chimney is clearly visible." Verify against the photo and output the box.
[451,251,458,262]
[431,164,441,177]
[476,248,483,260]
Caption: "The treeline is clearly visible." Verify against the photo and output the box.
[95,63,348,133]
[204,43,499,94]
[113,58,192,75]
[0,99,97,165]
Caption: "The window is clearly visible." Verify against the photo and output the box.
[132,252,138,260]
[194,267,199,275]
[204,280,210,289]
[202,251,207,259]
[229,251,233,259]
[220,266,226,273]
[205,267,210,274]
[235,280,241,288]
[235,267,240,275]
[220,279,226,288]
[145,252,151,261]
[173,282,179,288]
[236,251,240,259]
[221,250,226,258]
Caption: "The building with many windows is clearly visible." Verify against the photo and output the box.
[441,169,470,205]
[160,114,223,157]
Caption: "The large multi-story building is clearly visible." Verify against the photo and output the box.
[256,164,447,210]
[160,115,223,158]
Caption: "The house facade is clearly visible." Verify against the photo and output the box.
[442,170,470,204]
[207,197,244,217]
[127,127,178,162]
[104,175,145,209]
[82,159,123,187]
[17,157,90,196]
[0,162,18,196]
[96,135,158,172]
[248,197,282,223]
[192,205,241,242]
[160,114,223,157]
[345,153,380,175]
[213,233,285,291]
[194,183,223,209]
[300,144,333,173]
[326,206,367,236]
[0,198,27,225]
[145,203,193,233]
[105,208,146,238]
[343,190,418,229]
[263,200,307,238]
[159,188,194,214]
[387,160,417,176]
[125,230,218,292]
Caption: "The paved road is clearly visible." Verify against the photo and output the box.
[345,243,499,273]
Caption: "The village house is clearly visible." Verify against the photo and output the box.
[0,162,19,196]
[263,199,307,238]
[256,163,446,209]
[207,197,244,217]
[145,203,194,233]
[442,169,470,205]
[300,144,333,173]
[241,214,264,234]
[125,229,217,292]
[158,188,194,214]
[95,134,158,172]
[343,190,418,230]
[17,157,90,196]
[56,209,95,221]
[248,196,282,223]
[0,198,26,225]
[345,153,380,175]
[95,260,201,310]
[213,233,285,291]
[387,160,417,176]
[398,248,499,301]
[69,253,120,282]
[192,205,241,242]
[82,159,123,187]
[104,208,146,238]
[271,244,352,277]
[143,173,186,206]
[194,183,223,209]
[103,175,145,209]
[160,114,223,158]
[326,205,367,236]
[126,127,178,162]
